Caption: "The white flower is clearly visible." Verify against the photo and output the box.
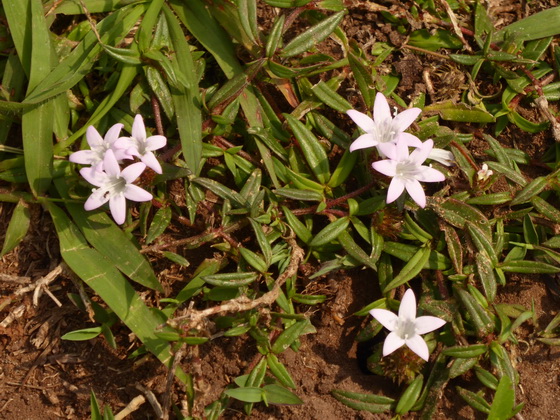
[428,148,455,166]
[371,139,445,208]
[115,114,167,174]
[347,92,422,157]
[80,149,152,225]
[69,123,131,172]
[477,163,493,181]
[370,289,446,361]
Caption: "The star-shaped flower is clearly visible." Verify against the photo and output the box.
[371,139,445,208]
[370,289,446,361]
[347,92,422,157]
[477,163,493,181]
[115,114,167,174]
[69,123,130,172]
[80,149,152,225]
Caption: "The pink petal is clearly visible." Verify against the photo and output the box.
[70,150,98,165]
[405,334,430,361]
[383,331,405,356]
[386,178,405,203]
[349,133,377,152]
[103,149,121,177]
[373,92,391,123]
[80,166,107,187]
[428,148,454,166]
[141,152,162,174]
[104,123,124,144]
[417,166,445,183]
[114,136,135,151]
[415,316,446,335]
[347,109,375,133]
[109,193,126,225]
[370,308,399,331]
[372,159,397,177]
[410,139,433,164]
[86,126,104,148]
[145,135,167,151]
[124,184,152,202]
[377,141,397,159]
[404,178,426,208]
[121,162,146,183]
[398,289,417,321]
[396,132,423,148]
[392,107,421,132]
[84,189,109,210]
[132,114,147,142]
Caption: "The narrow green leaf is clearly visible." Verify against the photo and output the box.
[203,272,259,288]
[272,319,313,354]
[383,246,431,293]
[311,80,352,113]
[455,287,495,336]
[263,384,303,405]
[488,374,515,420]
[338,230,377,270]
[282,206,313,244]
[61,327,103,341]
[274,187,324,202]
[396,374,423,415]
[467,221,498,265]
[309,217,349,247]
[280,10,346,58]
[265,14,285,57]
[499,260,560,274]
[510,176,549,206]
[495,6,560,42]
[532,196,560,223]
[442,344,488,358]
[456,386,491,414]
[224,387,263,403]
[476,252,497,303]
[424,101,495,123]
[266,353,296,389]
[193,177,247,208]
[0,201,31,257]
[146,207,172,244]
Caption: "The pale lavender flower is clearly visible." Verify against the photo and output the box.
[115,114,167,174]
[347,92,422,157]
[80,149,152,225]
[370,289,446,361]
[69,123,131,172]
[371,139,445,208]
[428,148,455,166]
[477,163,493,181]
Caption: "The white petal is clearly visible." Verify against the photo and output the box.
[373,92,392,123]
[84,189,109,210]
[114,136,135,151]
[124,184,152,202]
[132,114,147,142]
[410,139,433,164]
[392,107,421,132]
[70,150,98,165]
[109,193,126,225]
[398,289,417,321]
[377,141,397,159]
[415,316,446,335]
[386,178,405,203]
[396,132,423,148]
[429,148,454,166]
[103,150,121,177]
[417,166,445,183]
[405,334,430,361]
[80,166,107,187]
[372,159,397,177]
[104,123,124,144]
[141,152,163,174]
[383,331,405,356]
[347,109,375,133]
[404,178,426,208]
[86,126,104,147]
[145,135,167,151]
[349,133,377,152]
[370,308,399,331]
[121,162,146,183]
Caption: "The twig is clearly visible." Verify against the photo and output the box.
[151,95,165,137]
[437,0,472,52]
[135,383,164,419]
[170,234,304,329]
[161,344,186,420]
[115,395,147,420]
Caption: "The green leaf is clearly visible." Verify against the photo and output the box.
[338,230,377,270]
[311,81,352,113]
[193,177,246,208]
[272,319,314,354]
[499,260,560,274]
[266,353,296,389]
[202,272,259,288]
[61,327,103,341]
[0,201,31,258]
[285,114,330,184]
[383,246,431,293]
[224,387,263,403]
[510,176,549,206]
[408,29,462,51]
[331,389,393,413]
[495,6,560,42]
[456,386,491,414]
[476,252,497,303]
[467,221,498,265]
[396,374,423,415]
[146,207,172,244]
[280,10,346,58]
[282,207,313,244]
[442,344,488,358]
[309,217,349,247]
[488,375,515,420]
[532,196,560,223]
[263,384,303,405]
[265,14,285,57]
[91,390,102,420]
[274,187,324,202]
[455,287,495,336]
[424,102,495,123]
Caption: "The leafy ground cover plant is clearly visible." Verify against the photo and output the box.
[1,0,560,418]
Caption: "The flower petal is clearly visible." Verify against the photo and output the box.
[131,114,147,142]
[370,308,399,331]
[347,109,375,133]
[84,189,109,210]
[121,162,146,183]
[416,166,445,183]
[80,166,107,187]
[371,159,397,177]
[86,126,104,147]
[124,184,152,202]
[428,148,454,166]
[145,135,167,151]
[405,334,430,361]
[373,92,392,123]
[396,132,423,148]
[415,316,446,335]
[376,141,397,159]
[103,149,121,177]
[70,150,98,165]
[409,139,433,164]
[141,152,163,174]
[386,178,405,203]
[349,133,377,152]
[383,331,405,356]
[392,107,421,132]
[398,289,417,321]
[109,193,126,225]
[404,178,426,208]
[104,123,124,144]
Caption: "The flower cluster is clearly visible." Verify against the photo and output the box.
[70,115,166,225]
[347,92,453,208]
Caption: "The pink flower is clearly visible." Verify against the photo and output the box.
[347,92,422,157]
[371,139,445,208]
[370,289,446,361]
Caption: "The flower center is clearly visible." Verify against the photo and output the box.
[371,119,396,144]
[396,318,417,340]
[107,175,126,194]
[395,160,420,179]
